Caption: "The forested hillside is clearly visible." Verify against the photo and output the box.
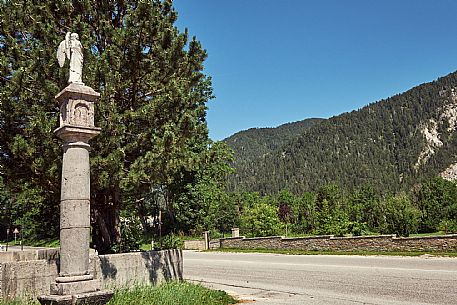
[226,72,457,194]
[225,118,324,191]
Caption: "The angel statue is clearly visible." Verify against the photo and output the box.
[57,32,84,84]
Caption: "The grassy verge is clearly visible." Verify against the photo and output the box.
[409,231,447,237]
[0,239,60,248]
[0,300,38,305]
[140,242,153,251]
[0,298,38,305]
[27,238,60,248]
[0,282,236,305]
[108,282,236,305]
[211,247,457,257]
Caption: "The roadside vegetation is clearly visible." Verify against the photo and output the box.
[131,177,457,249]
[0,300,34,305]
[3,177,456,253]
[231,177,457,239]
[0,282,236,305]
[108,282,236,305]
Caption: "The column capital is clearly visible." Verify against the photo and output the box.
[54,83,101,143]
[54,125,101,143]
[55,83,100,103]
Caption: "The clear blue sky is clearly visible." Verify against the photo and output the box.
[173,0,457,141]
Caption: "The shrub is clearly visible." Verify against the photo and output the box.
[240,203,282,237]
[158,233,184,250]
[439,219,457,234]
[111,217,142,253]
[381,193,421,237]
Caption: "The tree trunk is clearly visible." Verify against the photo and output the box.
[91,190,121,254]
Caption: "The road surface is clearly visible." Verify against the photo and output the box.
[184,251,457,305]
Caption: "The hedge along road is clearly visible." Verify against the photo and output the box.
[183,251,457,305]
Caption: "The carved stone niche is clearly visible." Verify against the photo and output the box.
[60,99,95,128]
[55,83,100,129]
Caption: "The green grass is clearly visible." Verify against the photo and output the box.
[0,299,39,305]
[140,242,153,251]
[0,238,60,248]
[211,247,457,257]
[0,282,236,305]
[27,238,60,247]
[179,235,204,241]
[409,231,447,237]
[108,282,236,305]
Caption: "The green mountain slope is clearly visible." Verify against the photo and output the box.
[224,118,324,191]
[226,71,457,194]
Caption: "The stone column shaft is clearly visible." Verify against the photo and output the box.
[59,142,91,277]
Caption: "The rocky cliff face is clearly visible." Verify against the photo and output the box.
[414,88,457,181]
[416,88,457,172]
[440,163,457,180]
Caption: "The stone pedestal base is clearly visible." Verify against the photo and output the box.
[38,290,113,305]
[38,279,112,305]
[51,279,101,295]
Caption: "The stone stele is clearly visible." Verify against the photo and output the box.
[38,83,113,305]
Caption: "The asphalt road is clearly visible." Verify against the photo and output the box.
[183,251,457,305]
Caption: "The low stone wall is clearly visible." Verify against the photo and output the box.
[94,250,183,288]
[0,253,58,300]
[183,240,205,250]
[0,249,182,300]
[0,248,59,263]
[209,239,220,249]
[220,234,457,252]
[183,239,220,250]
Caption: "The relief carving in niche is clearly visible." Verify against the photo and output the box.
[73,103,89,126]
[59,99,95,127]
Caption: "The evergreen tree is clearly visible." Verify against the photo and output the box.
[0,0,225,253]
[175,142,235,234]
[314,184,350,236]
[416,177,457,232]
[348,185,382,233]
[381,193,421,237]
[297,191,318,233]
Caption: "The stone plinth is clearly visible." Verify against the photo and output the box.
[231,228,240,238]
[38,290,113,305]
[38,83,112,305]
[203,231,210,250]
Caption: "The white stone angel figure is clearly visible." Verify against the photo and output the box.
[57,32,84,84]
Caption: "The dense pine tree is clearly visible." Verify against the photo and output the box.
[0,0,229,253]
